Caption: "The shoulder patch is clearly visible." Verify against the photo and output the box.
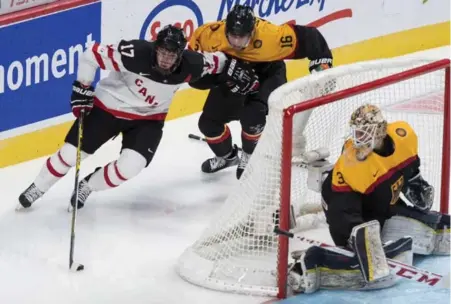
[395,128,407,137]
[253,39,262,48]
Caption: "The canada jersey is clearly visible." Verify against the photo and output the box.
[77,40,225,120]
[189,18,297,62]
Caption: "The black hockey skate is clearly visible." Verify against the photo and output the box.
[17,183,44,210]
[236,151,250,179]
[70,177,93,210]
[201,145,239,173]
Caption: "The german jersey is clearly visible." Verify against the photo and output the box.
[321,121,421,246]
[189,18,330,62]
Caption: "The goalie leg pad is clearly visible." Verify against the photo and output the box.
[383,207,450,255]
[288,246,365,294]
[288,241,404,294]
[351,220,390,282]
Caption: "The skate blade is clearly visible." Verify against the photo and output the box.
[15,203,32,212]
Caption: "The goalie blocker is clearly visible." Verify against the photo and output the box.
[288,221,413,293]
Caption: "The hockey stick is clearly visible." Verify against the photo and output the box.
[69,109,85,272]
[273,227,448,288]
[188,133,243,152]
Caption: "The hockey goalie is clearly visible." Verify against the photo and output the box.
[288,104,450,293]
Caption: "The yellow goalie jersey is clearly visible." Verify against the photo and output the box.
[331,121,419,197]
[189,19,308,62]
[321,121,421,246]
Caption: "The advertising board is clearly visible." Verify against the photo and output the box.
[0,0,58,16]
[0,0,101,132]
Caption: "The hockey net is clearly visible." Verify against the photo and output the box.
[177,57,450,298]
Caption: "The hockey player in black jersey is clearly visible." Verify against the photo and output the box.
[16,25,258,210]
[287,104,449,293]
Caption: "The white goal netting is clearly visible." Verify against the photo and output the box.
[176,57,449,297]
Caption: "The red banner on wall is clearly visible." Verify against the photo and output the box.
[0,0,59,16]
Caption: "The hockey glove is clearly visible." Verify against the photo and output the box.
[223,58,260,95]
[403,172,434,212]
[71,80,95,118]
[309,58,333,73]
[309,58,335,95]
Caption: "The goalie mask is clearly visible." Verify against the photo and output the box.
[349,104,387,160]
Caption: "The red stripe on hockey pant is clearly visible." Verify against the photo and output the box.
[103,164,118,188]
[92,43,106,70]
[46,158,65,178]
[114,161,128,181]
[242,131,261,141]
[94,98,167,121]
[206,126,231,144]
[57,151,71,168]
[107,46,120,71]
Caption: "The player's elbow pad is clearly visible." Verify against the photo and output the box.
[77,47,100,85]
[293,25,332,60]
[403,173,434,212]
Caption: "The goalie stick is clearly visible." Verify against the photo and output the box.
[273,227,449,288]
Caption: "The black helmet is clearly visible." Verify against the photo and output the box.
[154,25,187,73]
[155,25,187,53]
[226,4,255,37]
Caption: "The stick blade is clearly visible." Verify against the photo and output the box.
[70,262,85,272]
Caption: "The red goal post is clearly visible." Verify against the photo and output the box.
[277,58,450,298]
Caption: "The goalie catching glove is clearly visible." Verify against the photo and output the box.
[71,80,95,117]
[288,220,413,293]
[403,172,434,212]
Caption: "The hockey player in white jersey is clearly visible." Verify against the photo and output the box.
[17,25,259,210]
